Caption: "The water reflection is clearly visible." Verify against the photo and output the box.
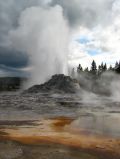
[71,113,120,138]
[0,92,120,138]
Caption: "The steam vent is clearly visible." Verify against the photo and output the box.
[25,74,80,93]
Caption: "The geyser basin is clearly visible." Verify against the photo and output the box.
[1,90,120,159]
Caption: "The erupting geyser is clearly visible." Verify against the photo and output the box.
[9,5,69,87]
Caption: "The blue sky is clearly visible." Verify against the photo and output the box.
[76,36,91,44]
[87,49,101,56]
[76,36,102,56]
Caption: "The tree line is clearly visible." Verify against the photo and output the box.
[71,60,120,77]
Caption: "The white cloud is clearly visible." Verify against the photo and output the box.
[68,40,92,69]
[68,0,120,69]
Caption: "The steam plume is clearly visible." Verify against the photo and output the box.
[9,5,69,86]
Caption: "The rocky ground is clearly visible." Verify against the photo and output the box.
[0,75,120,159]
[0,140,103,159]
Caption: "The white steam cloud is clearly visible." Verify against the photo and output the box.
[74,71,120,103]
[50,0,114,28]
[9,5,69,86]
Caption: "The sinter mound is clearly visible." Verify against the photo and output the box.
[25,74,80,93]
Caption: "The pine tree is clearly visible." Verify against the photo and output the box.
[84,67,89,72]
[115,61,120,73]
[77,64,83,74]
[115,61,119,69]
[101,62,104,70]
[98,64,102,74]
[108,65,113,71]
[103,63,107,71]
[91,60,97,74]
